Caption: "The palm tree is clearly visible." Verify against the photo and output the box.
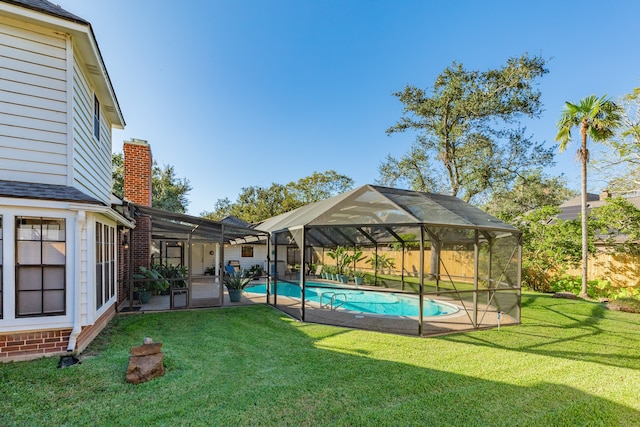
[555,95,621,297]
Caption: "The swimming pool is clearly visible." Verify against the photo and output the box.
[245,282,459,318]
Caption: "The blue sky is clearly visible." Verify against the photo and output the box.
[59,0,640,215]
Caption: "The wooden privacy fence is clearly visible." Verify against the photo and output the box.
[563,252,640,289]
[314,248,478,279]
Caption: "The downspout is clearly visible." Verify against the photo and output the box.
[68,210,86,352]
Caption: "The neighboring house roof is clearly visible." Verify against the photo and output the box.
[0,180,103,204]
[557,193,640,221]
[559,193,600,208]
[0,0,125,128]
[221,216,251,228]
[556,192,640,245]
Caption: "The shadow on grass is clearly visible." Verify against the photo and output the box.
[440,293,640,370]
[1,304,638,425]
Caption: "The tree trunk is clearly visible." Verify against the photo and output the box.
[580,124,589,298]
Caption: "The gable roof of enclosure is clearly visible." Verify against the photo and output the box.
[134,204,267,243]
[254,184,519,246]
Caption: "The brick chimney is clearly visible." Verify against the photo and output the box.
[600,189,611,200]
[123,138,152,206]
[123,138,152,272]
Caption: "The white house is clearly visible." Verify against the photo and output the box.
[0,0,133,361]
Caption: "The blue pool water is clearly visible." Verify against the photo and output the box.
[245,282,458,317]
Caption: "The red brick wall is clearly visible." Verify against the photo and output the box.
[0,329,71,362]
[133,215,151,271]
[123,139,152,207]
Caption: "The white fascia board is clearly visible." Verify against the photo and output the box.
[68,203,134,228]
[0,2,125,129]
[0,197,134,228]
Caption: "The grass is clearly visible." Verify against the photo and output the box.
[1,293,639,426]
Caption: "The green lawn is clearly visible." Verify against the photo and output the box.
[1,293,639,426]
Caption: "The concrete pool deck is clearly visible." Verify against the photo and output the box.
[122,278,517,336]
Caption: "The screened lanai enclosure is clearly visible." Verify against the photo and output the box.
[254,185,521,336]
[122,205,267,311]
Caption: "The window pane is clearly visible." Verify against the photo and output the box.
[43,242,65,264]
[18,267,42,290]
[17,241,41,264]
[1,215,2,319]
[42,218,65,241]
[109,228,115,260]
[96,264,103,309]
[109,260,115,298]
[18,291,42,316]
[16,218,40,240]
[43,290,65,314]
[43,267,64,290]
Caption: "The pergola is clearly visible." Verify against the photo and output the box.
[255,184,522,336]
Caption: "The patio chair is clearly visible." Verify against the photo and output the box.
[284,266,299,280]
[224,265,236,276]
[308,264,322,277]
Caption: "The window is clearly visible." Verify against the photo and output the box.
[94,95,100,140]
[241,245,254,258]
[15,217,66,317]
[0,216,3,319]
[96,222,116,310]
[287,247,300,267]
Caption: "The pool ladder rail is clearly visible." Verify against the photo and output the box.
[320,292,347,311]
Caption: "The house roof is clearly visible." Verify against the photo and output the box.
[0,180,103,204]
[0,0,125,128]
[253,184,519,247]
[2,0,88,24]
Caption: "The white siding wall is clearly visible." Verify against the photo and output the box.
[0,18,68,185]
[71,55,112,204]
[224,244,267,271]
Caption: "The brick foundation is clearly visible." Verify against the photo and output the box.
[0,305,117,362]
[0,329,71,362]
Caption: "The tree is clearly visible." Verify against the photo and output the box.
[201,170,354,223]
[112,153,192,213]
[518,206,585,292]
[152,164,191,213]
[482,170,576,223]
[288,171,354,204]
[381,54,554,202]
[555,94,622,297]
[592,197,640,255]
[597,87,640,192]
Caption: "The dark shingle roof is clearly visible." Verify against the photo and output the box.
[559,193,600,208]
[2,0,88,24]
[221,216,251,228]
[0,180,103,205]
